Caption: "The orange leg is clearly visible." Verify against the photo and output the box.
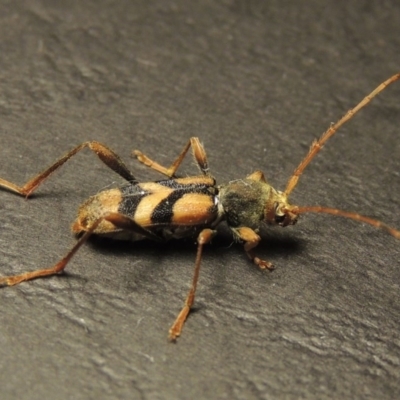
[133,137,210,178]
[0,213,153,287]
[168,228,216,341]
[0,141,136,198]
[234,227,274,270]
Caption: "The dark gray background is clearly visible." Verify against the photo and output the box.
[0,1,399,399]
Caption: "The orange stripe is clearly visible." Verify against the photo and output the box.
[171,193,216,225]
[173,176,215,186]
[134,187,173,226]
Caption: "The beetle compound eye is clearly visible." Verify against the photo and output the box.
[273,202,285,224]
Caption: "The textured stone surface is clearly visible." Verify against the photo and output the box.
[0,1,399,399]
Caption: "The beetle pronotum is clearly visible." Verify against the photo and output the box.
[0,73,399,340]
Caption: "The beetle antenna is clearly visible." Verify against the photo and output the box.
[284,73,400,197]
[295,206,400,239]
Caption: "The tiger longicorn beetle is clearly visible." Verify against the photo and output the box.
[1,73,400,341]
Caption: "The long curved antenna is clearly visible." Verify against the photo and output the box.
[284,73,400,196]
[296,206,400,239]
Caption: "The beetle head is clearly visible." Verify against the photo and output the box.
[265,190,299,227]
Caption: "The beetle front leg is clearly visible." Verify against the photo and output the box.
[169,228,216,341]
[133,137,210,178]
[234,227,274,271]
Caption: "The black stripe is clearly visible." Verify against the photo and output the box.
[151,190,186,224]
[118,183,149,217]
[155,179,176,188]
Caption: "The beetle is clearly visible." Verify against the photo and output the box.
[0,73,399,341]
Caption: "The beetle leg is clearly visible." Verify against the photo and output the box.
[0,141,137,198]
[102,213,164,242]
[133,137,210,178]
[245,170,267,182]
[233,227,274,270]
[0,212,155,287]
[169,228,216,341]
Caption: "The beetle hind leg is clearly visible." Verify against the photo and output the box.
[0,213,156,287]
[0,217,105,287]
[0,141,136,198]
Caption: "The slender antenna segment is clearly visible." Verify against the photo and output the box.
[284,73,400,196]
[296,206,400,239]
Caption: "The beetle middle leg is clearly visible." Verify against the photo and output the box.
[0,141,137,198]
[169,228,216,341]
[133,137,210,178]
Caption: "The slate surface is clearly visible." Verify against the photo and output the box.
[0,1,399,399]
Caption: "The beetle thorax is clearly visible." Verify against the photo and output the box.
[218,178,299,229]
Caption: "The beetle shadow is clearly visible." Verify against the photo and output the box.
[213,224,304,260]
[83,235,204,289]
[85,225,303,261]
[81,225,304,290]
[257,230,304,260]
